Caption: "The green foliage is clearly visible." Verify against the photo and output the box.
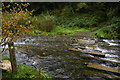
[33,14,57,32]
[94,17,120,39]
[2,57,10,60]
[50,25,90,35]
[50,25,75,35]
[94,28,107,38]
[2,65,51,79]
[77,3,88,9]
[60,6,73,17]
[2,3,34,42]
[57,14,100,28]
[2,2,119,39]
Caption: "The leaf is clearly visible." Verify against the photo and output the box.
[10,46,14,49]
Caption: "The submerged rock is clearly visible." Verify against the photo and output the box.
[73,39,96,45]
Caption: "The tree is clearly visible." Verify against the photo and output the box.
[1,2,35,72]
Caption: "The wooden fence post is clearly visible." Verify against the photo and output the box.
[8,42,17,72]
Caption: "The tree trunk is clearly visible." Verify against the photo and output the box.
[8,42,17,72]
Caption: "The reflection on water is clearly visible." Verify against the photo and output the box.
[2,36,120,79]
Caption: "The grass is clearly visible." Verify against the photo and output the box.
[76,28,90,32]
[93,28,106,38]
[23,12,119,39]
[26,25,99,37]
[2,64,51,80]
[93,25,118,39]
[47,26,99,36]
[93,26,113,39]
[44,26,93,36]
[2,57,10,61]
[49,26,78,35]
[24,12,101,36]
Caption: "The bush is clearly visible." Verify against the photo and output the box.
[2,3,35,41]
[104,17,120,39]
[33,14,57,32]
[57,14,101,28]
[94,17,120,39]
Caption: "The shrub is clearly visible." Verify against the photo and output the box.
[94,17,120,39]
[33,14,57,32]
[57,14,100,28]
[2,3,35,41]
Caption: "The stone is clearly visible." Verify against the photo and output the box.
[0,60,12,72]
[75,39,96,45]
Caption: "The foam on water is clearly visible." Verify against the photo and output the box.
[108,43,119,46]
[103,39,120,42]
[101,58,120,63]
[105,54,119,58]
[0,42,26,51]
[85,46,95,50]
[103,39,120,46]
[95,47,116,53]
[14,42,26,45]
[0,45,8,49]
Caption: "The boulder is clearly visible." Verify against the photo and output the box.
[76,39,96,45]
[0,60,12,72]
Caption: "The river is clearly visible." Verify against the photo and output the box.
[2,36,120,79]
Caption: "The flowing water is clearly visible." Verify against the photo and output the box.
[2,36,120,79]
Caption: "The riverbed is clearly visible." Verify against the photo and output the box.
[2,36,120,79]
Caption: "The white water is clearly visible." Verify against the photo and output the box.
[1,36,120,79]
[105,54,119,58]
[101,58,120,63]
[0,42,26,49]
[14,42,26,45]
[103,39,120,46]
[95,47,116,53]
[103,39,120,42]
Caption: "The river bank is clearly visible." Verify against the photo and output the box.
[27,25,120,40]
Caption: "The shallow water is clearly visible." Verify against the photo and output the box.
[2,36,120,79]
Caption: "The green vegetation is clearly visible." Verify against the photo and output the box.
[33,14,57,32]
[58,14,101,28]
[94,17,120,39]
[2,2,120,39]
[49,26,89,35]
[1,2,120,79]
[1,58,50,79]
[2,57,10,61]
[27,13,101,36]
[29,26,91,36]
[2,64,51,79]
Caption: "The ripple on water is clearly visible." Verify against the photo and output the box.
[2,36,120,79]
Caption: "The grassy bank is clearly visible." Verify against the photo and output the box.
[93,17,120,39]
[2,64,51,80]
[28,26,96,36]
[2,58,51,80]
